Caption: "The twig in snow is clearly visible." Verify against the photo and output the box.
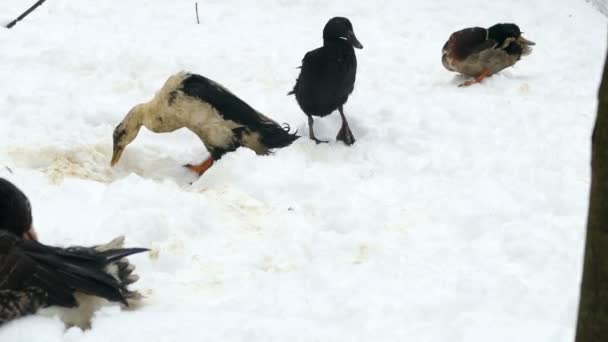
[6,0,48,29]
[195,2,200,24]
[4,166,13,174]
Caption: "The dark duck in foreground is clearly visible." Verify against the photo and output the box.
[0,178,148,328]
[442,23,535,87]
[111,72,299,176]
[289,17,362,145]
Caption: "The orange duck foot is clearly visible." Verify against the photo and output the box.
[184,157,214,176]
[459,69,491,87]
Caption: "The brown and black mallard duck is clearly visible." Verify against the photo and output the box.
[442,23,535,87]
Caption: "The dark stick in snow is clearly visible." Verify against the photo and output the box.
[195,2,200,24]
[6,0,48,29]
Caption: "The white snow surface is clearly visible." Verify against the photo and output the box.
[0,0,606,341]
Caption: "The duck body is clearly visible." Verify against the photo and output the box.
[0,178,147,328]
[112,72,299,176]
[290,17,362,145]
[442,23,534,86]
[292,41,357,118]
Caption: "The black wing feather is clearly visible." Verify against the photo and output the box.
[0,232,147,310]
[292,44,357,117]
[447,27,495,60]
[0,234,77,307]
[180,73,298,149]
[180,74,268,127]
[25,250,124,303]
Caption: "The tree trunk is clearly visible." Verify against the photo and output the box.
[575,42,608,341]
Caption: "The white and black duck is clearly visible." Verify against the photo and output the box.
[111,72,299,176]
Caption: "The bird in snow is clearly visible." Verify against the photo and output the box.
[442,23,535,87]
[289,17,363,145]
[112,72,299,176]
[0,177,148,329]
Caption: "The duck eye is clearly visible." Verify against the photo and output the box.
[113,129,126,142]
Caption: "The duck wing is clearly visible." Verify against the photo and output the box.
[289,47,323,96]
[0,232,147,314]
[445,27,497,60]
[179,73,276,127]
[291,47,354,116]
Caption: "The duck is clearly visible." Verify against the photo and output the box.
[442,23,535,87]
[111,72,299,176]
[0,177,148,328]
[289,17,363,145]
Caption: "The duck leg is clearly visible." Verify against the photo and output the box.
[184,157,214,176]
[308,115,328,144]
[336,106,356,145]
[459,68,491,87]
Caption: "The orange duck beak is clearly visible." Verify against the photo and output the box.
[111,146,124,167]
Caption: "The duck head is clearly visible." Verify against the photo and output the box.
[111,105,144,167]
[0,178,38,240]
[488,23,535,48]
[323,17,363,49]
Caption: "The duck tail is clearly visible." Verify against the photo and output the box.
[94,236,148,306]
[257,121,300,150]
[23,237,148,308]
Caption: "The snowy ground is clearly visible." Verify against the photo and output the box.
[0,0,606,341]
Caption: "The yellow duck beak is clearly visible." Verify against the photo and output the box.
[518,36,535,46]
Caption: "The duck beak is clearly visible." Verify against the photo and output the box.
[346,31,363,49]
[518,36,535,46]
[23,225,38,241]
[111,146,124,167]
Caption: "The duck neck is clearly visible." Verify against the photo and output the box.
[123,103,146,133]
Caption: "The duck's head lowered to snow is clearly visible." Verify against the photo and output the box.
[111,105,144,167]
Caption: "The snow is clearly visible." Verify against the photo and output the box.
[0,0,606,341]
